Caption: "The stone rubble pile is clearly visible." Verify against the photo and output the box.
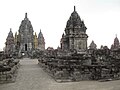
[38,48,120,82]
[0,58,20,83]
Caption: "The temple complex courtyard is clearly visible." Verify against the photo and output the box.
[0,58,120,90]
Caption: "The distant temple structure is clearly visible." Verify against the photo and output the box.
[5,28,15,55]
[60,6,88,52]
[5,13,45,56]
[89,40,97,50]
[111,35,120,50]
[38,30,45,51]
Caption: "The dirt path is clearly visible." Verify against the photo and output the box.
[0,58,120,90]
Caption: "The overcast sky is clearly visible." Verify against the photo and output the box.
[0,0,120,50]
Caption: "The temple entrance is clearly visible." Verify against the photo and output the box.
[25,44,27,51]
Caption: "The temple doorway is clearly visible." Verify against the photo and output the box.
[25,44,27,51]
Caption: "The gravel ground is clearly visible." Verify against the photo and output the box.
[0,58,120,90]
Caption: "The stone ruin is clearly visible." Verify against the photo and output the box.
[0,51,20,83]
[38,47,120,82]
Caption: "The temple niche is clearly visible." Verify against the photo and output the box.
[60,6,88,52]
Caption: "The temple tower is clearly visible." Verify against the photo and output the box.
[61,6,88,52]
[5,28,15,54]
[38,30,45,50]
[18,13,34,53]
[111,35,120,50]
[34,32,38,49]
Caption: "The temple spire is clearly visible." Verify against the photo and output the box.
[38,29,45,50]
[10,28,12,31]
[62,33,64,37]
[74,6,76,11]
[25,13,27,18]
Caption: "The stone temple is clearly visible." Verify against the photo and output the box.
[3,6,120,83]
[60,6,88,52]
[5,13,45,56]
